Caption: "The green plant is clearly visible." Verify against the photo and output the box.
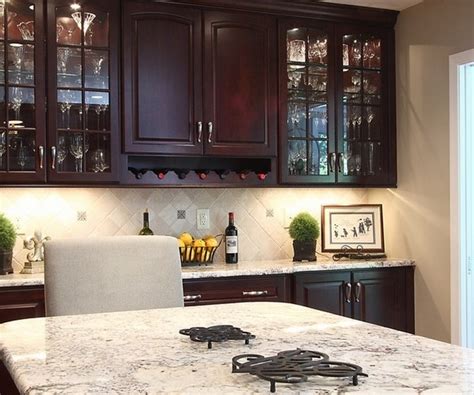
[289,212,320,241]
[0,214,16,251]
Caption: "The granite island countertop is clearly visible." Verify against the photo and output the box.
[0,258,415,287]
[0,301,472,394]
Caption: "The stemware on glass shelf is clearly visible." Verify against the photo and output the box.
[69,133,89,172]
[85,91,109,131]
[57,89,81,129]
[287,39,306,63]
[308,38,327,64]
[17,21,34,41]
[0,132,6,170]
[57,135,68,171]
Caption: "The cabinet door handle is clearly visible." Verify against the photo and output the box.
[355,282,361,303]
[184,294,202,301]
[242,290,269,297]
[197,121,203,143]
[207,122,213,143]
[329,153,336,172]
[51,146,57,170]
[38,145,44,169]
[344,282,352,303]
[337,153,343,173]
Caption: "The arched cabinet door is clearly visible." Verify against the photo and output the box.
[122,2,202,155]
[203,11,277,157]
[47,0,119,183]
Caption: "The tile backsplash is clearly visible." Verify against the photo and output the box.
[0,188,368,271]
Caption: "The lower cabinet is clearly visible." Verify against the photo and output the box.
[183,275,291,306]
[0,287,45,324]
[294,267,414,333]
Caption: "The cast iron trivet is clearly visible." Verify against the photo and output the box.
[232,348,368,393]
[179,325,255,349]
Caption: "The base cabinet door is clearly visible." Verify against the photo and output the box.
[352,268,407,331]
[0,287,45,324]
[294,271,352,318]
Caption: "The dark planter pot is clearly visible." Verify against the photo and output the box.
[292,240,317,262]
[0,250,13,275]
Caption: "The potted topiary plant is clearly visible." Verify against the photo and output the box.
[289,212,320,262]
[0,214,16,275]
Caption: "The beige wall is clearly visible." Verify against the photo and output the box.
[370,0,474,342]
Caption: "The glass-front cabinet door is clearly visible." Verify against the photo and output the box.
[47,0,118,183]
[279,20,335,184]
[0,0,45,183]
[336,26,395,185]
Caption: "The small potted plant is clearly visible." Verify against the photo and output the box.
[0,214,16,275]
[289,212,320,262]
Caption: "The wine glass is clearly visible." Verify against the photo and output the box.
[91,149,109,173]
[56,23,64,42]
[94,104,102,130]
[69,133,89,172]
[352,40,362,65]
[343,142,352,175]
[368,142,375,175]
[354,154,362,175]
[99,104,108,131]
[366,108,375,140]
[17,21,35,41]
[311,39,327,64]
[57,135,68,171]
[17,139,28,169]
[0,132,6,168]
[10,88,23,121]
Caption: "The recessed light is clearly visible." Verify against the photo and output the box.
[29,4,34,10]
[290,28,299,32]
[70,3,81,10]
[9,43,23,47]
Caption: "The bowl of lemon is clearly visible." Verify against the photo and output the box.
[177,233,222,266]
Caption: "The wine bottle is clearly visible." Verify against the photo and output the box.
[225,212,238,264]
[138,209,154,235]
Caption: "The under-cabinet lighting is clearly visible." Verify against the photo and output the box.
[289,28,299,32]
[70,3,81,10]
[9,43,23,47]
[29,4,34,10]
[91,95,103,99]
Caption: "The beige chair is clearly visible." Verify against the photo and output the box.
[44,236,184,316]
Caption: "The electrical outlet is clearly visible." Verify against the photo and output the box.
[197,209,210,230]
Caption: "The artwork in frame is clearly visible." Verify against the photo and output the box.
[321,205,385,253]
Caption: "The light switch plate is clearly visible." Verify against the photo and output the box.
[197,209,210,230]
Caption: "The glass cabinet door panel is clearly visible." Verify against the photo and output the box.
[343,35,362,67]
[287,65,306,90]
[0,130,6,170]
[56,6,81,46]
[288,139,307,175]
[85,91,109,131]
[8,43,34,85]
[308,32,328,65]
[362,70,381,105]
[84,49,108,89]
[8,1,34,41]
[0,87,5,126]
[84,9,108,47]
[57,46,82,88]
[362,37,381,69]
[343,105,362,140]
[67,131,89,172]
[57,89,81,129]
[85,132,110,173]
[343,69,361,103]
[309,140,328,175]
[309,103,327,139]
[287,101,306,138]
[8,129,35,171]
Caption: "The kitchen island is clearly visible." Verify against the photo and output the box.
[1,302,472,394]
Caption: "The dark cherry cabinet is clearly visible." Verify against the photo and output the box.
[203,11,277,157]
[294,267,414,333]
[294,271,351,318]
[0,286,45,324]
[122,2,277,158]
[183,275,290,306]
[279,18,396,186]
[122,2,202,155]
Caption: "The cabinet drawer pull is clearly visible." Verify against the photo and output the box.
[242,290,269,297]
[38,145,44,169]
[207,122,213,143]
[344,282,352,303]
[355,282,361,303]
[197,121,203,143]
[51,146,57,170]
[184,294,202,301]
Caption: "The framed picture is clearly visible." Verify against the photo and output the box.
[321,205,385,253]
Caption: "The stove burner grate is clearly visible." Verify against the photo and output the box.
[179,325,255,349]
[232,348,368,393]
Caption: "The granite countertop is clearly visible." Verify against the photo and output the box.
[1,302,472,393]
[0,258,414,287]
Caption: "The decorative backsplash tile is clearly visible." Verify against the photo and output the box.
[0,188,368,271]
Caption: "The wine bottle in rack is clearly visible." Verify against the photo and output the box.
[129,167,148,180]
[225,212,238,264]
[138,209,154,235]
[175,169,190,180]
[215,169,230,180]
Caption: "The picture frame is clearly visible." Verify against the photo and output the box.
[321,204,385,253]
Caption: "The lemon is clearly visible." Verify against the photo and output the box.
[179,232,193,246]
[202,234,214,241]
[192,239,206,262]
[205,238,218,248]
[177,238,185,248]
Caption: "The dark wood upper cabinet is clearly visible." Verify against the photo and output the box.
[203,11,277,157]
[47,0,120,183]
[0,0,46,184]
[122,2,202,155]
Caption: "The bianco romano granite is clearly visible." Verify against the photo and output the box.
[0,259,414,287]
[0,302,472,394]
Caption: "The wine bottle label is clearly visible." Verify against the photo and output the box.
[225,236,238,254]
